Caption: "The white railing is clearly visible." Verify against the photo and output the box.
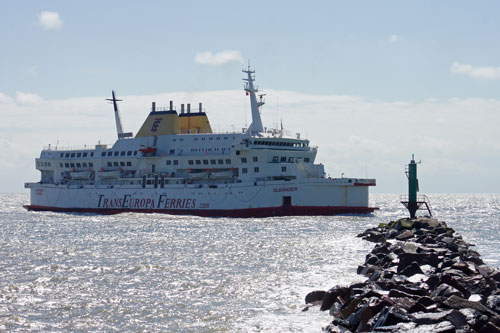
[43,144,110,151]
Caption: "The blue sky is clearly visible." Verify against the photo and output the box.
[1,1,499,193]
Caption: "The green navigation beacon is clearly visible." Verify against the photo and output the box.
[401,154,432,218]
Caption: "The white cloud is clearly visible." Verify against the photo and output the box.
[38,11,63,30]
[2,90,500,193]
[16,91,43,105]
[195,50,244,65]
[450,62,500,80]
[0,92,13,104]
[389,34,401,43]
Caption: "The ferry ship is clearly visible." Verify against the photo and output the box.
[24,67,377,217]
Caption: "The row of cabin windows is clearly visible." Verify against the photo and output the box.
[241,167,261,174]
[187,159,232,166]
[252,140,307,147]
[240,156,259,163]
[60,162,94,168]
[101,151,138,157]
[106,161,133,167]
[272,156,310,163]
[166,160,179,165]
[60,152,95,158]
[189,147,229,152]
[38,161,51,167]
[192,136,235,142]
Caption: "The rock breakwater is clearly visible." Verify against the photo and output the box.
[305,217,500,332]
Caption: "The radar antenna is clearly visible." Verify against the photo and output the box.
[106,91,133,139]
[243,65,264,135]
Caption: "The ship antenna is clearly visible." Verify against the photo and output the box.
[242,64,264,135]
[106,90,125,139]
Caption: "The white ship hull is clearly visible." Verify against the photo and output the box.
[25,179,376,217]
[24,67,377,218]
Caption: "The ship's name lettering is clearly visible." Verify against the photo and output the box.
[97,194,196,209]
[273,187,298,193]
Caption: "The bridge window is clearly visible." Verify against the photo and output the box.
[126,162,132,166]
[203,160,209,165]
[188,160,194,165]
[273,156,278,162]
[77,153,82,157]
[225,159,231,164]
[282,166,287,172]
[101,152,106,157]
[120,151,125,156]
[241,157,247,163]
[254,167,259,173]
[280,156,286,162]
[242,168,248,174]
[253,156,258,162]
[89,163,93,167]
[304,157,310,163]
[166,160,171,165]
[107,162,112,167]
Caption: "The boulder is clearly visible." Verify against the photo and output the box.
[305,290,326,304]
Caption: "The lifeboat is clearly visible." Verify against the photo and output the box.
[70,171,91,180]
[139,147,157,155]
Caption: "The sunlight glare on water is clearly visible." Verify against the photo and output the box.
[0,193,498,331]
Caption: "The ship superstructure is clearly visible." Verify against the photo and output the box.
[24,67,377,217]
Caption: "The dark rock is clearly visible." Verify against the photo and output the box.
[479,322,500,333]
[413,310,452,325]
[473,314,491,331]
[491,270,500,283]
[365,253,379,265]
[407,301,428,313]
[388,289,417,299]
[396,284,429,297]
[410,321,456,333]
[305,290,326,304]
[446,309,468,329]
[339,296,363,319]
[398,252,439,272]
[431,283,463,299]
[372,306,413,329]
[487,295,500,312]
[417,296,436,307]
[440,274,472,299]
[396,229,414,240]
[320,286,351,311]
[400,261,425,277]
[426,274,441,289]
[443,295,496,316]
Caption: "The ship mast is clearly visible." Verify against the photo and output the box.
[106,91,133,139]
[243,66,264,135]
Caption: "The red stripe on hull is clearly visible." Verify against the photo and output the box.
[23,204,379,218]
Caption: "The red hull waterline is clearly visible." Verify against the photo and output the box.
[23,204,379,218]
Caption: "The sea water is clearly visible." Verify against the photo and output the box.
[0,193,498,332]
